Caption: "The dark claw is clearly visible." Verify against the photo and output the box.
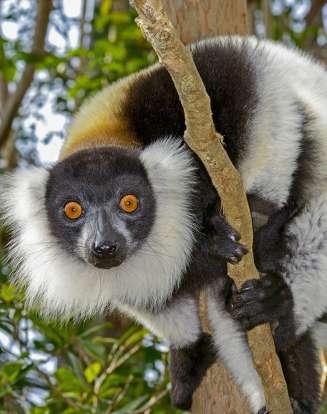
[205,213,248,263]
[229,229,241,242]
[228,256,239,264]
[212,237,248,263]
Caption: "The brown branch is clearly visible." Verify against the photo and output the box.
[0,1,9,119]
[0,0,52,151]
[0,76,9,118]
[305,0,324,27]
[78,0,88,50]
[131,1,292,413]
[112,0,130,12]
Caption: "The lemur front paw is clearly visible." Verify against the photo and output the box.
[207,215,248,264]
[228,273,295,349]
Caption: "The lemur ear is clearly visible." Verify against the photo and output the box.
[139,138,196,188]
[0,167,50,228]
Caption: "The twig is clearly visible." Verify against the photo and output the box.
[132,388,169,414]
[320,350,327,394]
[0,0,52,151]
[93,343,142,401]
[104,374,133,414]
[305,0,324,27]
[0,0,9,120]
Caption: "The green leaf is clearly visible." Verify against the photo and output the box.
[84,361,102,383]
[55,367,86,393]
[80,322,112,338]
[1,362,23,383]
[124,329,147,347]
[0,284,16,302]
[100,0,112,16]
[112,395,149,413]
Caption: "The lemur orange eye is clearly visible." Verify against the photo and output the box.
[120,194,139,213]
[64,201,83,220]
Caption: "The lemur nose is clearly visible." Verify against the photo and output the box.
[93,242,118,257]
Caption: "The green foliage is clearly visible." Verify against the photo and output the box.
[0,261,181,413]
[49,4,156,115]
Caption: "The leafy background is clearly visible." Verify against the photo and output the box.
[0,0,326,413]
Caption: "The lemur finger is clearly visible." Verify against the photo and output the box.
[210,239,248,263]
[235,302,289,330]
[232,299,277,321]
[226,243,248,264]
[233,281,284,307]
[210,215,241,241]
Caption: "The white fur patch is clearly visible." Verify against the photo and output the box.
[119,295,201,348]
[312,322,327,349]
[207,290,266,414]
[282,195,327,335]
[1,139,197,320]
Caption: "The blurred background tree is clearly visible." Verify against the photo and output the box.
[0,0,325,413]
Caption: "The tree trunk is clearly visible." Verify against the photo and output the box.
[162,0,248,43]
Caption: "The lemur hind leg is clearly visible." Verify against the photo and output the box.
[169,333,216,410]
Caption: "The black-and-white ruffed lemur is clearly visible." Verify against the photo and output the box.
[1,37,326,413]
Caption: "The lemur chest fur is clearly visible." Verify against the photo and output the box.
[118,295,201,348]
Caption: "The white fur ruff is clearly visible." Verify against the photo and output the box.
[1,139,197,320]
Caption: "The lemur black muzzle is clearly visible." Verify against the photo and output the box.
[88,209,127,269]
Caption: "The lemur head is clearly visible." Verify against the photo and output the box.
[1,139,197,319]
[46,147,156,270]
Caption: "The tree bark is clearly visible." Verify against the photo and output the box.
[162,0,248,43]
[131,1,292,413]
[305,0,325,27]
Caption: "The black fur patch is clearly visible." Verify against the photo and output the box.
[289,106,318,204]
[45,147,156,259]
[170,333,216,410]
[278,332,320,414]
[124,38,258,165]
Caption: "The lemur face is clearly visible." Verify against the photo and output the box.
[45,148,156,269]
[1,139,196,317]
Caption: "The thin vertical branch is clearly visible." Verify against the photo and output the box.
[130,1,292,412]
[0,0,52,151]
